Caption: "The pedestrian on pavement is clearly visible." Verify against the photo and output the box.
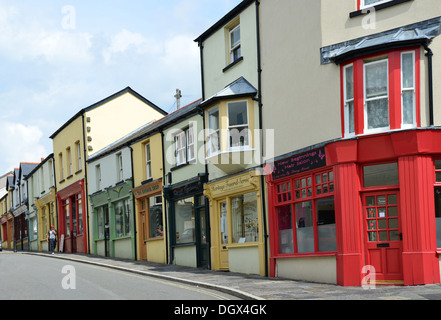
[47,225,57,254]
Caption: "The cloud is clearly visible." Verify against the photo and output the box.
[0,122,48,171]
[0,4,93,64]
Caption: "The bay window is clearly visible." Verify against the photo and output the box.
[341,48,420,137]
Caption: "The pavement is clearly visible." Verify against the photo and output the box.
[11,250,441,300]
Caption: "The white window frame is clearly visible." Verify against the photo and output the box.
[227,100,250,150]
[145,142,152,180]
[76,141,82,171]
[186,125,195,162]
[175,131,187,166]
[360,0,392,9]
[401,51,416,129]
[363,58,390,134]
[343,64,355,137]
[117,153,123,181]
[207,106,220,157]
[229,23,241,63]
[67,147,72,176]
[96,164,101,191]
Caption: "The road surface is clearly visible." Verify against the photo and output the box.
[0,252,239,300]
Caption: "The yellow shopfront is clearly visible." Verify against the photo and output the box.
[204,170,266,276]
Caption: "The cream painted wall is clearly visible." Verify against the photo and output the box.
[201,4,258,98]
[321,0,441,47]
[86,92,165,156]
[260,0,341,160]
[276,256,337,284]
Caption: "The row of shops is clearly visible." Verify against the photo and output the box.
[2,0,441,288]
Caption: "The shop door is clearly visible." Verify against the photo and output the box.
[219,202,229,270]
[362,192,403,284]
[196,203,210,269]
[138,198,148,261]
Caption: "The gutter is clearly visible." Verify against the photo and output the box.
[129,146,137,260]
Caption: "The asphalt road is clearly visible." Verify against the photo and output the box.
[0,252,239,300]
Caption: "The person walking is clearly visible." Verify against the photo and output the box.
[47,225,57,254]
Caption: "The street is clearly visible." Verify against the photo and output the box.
[0,252,239,300]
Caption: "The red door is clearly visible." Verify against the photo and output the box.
[363,191,403,285]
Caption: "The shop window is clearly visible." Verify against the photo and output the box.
[435,188,441,248]
[148,195,163,238]
[274,170,336,255]
[435,160,441,183]
[341,48,419,137]
[363,162,399,188]
[231,192,258,243]
[115,199,131,237]
[175,197,195,244]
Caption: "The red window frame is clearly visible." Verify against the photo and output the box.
[273,168,336,257]
[340,47,421,138]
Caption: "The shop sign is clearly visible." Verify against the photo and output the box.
[207,172,255,198]
[132,179,162,199]
[272,147,326,180]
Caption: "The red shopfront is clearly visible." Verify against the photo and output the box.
[56,180,88,254]
[267,129,441,286]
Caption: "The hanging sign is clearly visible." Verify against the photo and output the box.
[272,147,327,180]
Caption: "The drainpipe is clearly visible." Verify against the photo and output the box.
[255,0,269,278]
[129,145,137,260]
[160,129,169,264]
[81,113,91,254]
[423,41,434,126]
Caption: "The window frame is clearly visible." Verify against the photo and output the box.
[227,100,250,150]
[273,168,336,257]
[343,64,355,137]
[145,142,152,180]
[174,125,196,167]
[340,47,420,138]
[207,106,220,157]
[229,23,241,63]
[363,57,390,134]
[401,51,416,128]
[360,0,392,9]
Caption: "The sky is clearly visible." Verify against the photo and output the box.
[0,0,243,174]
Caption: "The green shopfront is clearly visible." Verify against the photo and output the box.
[89,180,135,260]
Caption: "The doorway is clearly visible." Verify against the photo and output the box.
[138,198,148,261]
[362,191,403,284]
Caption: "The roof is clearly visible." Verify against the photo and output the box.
[194,0,255,43]
[321,16,441,64]
[200,76,257,108]
[19,162,39,179]
[88,98,203,162]
[25,154,54,179]
[50,87,167,139]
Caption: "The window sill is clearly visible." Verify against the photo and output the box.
[222,56,244,73]
[170,160,196,172]
[350,0,413,18]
